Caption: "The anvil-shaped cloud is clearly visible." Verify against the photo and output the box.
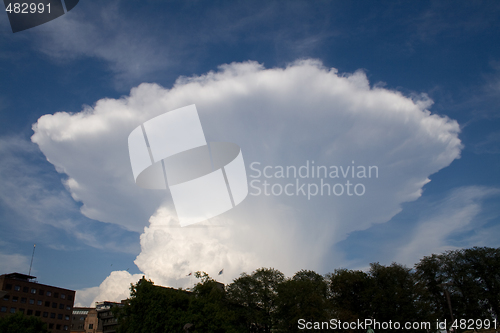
[31,60,462,305]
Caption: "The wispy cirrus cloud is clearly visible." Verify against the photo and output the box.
[0,253,30,273]
[336,185,500,271]
[0,135,139,254]
[25,1,342,84]
[30,1,172,84]
[473,131,500,154]
[394,186,500,265]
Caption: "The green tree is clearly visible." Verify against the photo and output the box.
[414,254,449,321]
[441,250,486,319]
[329,264,434,333]
[115,276,191,333]
[227,268,284,332]
[226,272,261,331]
[369,262,433,331]
[188,271,242,333]
[463,247,500,319]
[415,247,500,322]
[275,270,330,332]
[0,312,49,333]
[328,268,373,324]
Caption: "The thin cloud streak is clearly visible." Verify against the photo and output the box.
[394,186,500,265]
[0,135,139,254]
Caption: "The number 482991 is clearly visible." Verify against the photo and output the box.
[5,3,51,14]
[451,319,498,330]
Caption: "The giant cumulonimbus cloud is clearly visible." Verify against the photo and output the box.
[32,60,462,305]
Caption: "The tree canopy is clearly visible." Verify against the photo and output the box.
[112,246,499,333]
[0,312,49,333]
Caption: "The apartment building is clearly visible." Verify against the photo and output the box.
[70,307,100,333]
[0,272,75,332]
[96,301,124,333]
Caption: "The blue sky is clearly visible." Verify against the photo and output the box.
[0,1,499,306]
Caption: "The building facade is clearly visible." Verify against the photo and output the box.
[70,307,100,333]
[0,272,75,332]
[96,301,124,333]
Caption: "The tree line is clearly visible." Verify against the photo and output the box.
[110,246,499,333]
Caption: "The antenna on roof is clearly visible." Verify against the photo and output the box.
[29,244,36,276]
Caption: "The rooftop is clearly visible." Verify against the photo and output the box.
[1,272,36,282]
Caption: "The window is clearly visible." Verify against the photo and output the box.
[21,297,27,303]
[14,285,20,291]
[49,323,54,329]
[27,309,33,315]
[52,302,57,308]
[66,305,71,310]
[54,292,59,298]
[60,293,66,299]
[10,307,16,313]
[6,284,12,290]
[46,291,52,296]
[37,300,42,305]
[59,303,64,309]
[56,324,61,330]
[89,324,94,329]
[65,315,69,320]
[50,312,55,318]
[80,316,85,321]
[0,306,6,312]
[19,308,25,314]
[63,325,68,331]
[43,311,48,317]
[3,295,9,301]
[30,288,36,294]
[57,313,63,319]
[68,295,73,301]
[12,296,18,302]
[22,286,29,293]
[35,310,41,316]
[29,298,35,304]
[38,289,44,295]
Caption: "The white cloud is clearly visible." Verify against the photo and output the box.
[31,1,170,83]
[0,253,30,274]
[74,286,99,308]
[474,131,500,154]
[0,135,139,253]
[75,271,143,307]
[32,60,462,301]
[26,1,334,83]
[394,186,500,265]
[0,136,78,232]
[134,206,260,289]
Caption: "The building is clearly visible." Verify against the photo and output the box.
[75,281,210,333]
[96,301,124,333]
[70,307,100,333]
[70,302,124,333]
[0,272,75,332]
